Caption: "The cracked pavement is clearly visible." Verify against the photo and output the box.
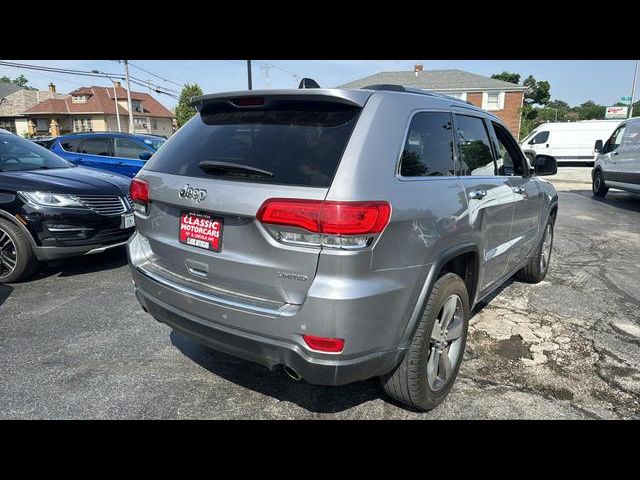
[1,167,639,419]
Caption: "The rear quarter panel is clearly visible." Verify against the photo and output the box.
[323,92,478,349]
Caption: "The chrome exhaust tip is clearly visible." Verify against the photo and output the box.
[283,365,302,381]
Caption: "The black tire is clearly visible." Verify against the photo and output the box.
[380,273,469,411]
[592,169,608,197]
[515,215,555,284]
[0,219,38,284]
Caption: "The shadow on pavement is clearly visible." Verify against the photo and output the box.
[0,284,13,308]
[32,246,128,280]
[169,330,384,414]
[567,189,640,214]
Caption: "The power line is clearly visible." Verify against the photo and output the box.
[0,60,180,99]
[126,61,185,89]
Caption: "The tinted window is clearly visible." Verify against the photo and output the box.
[81,137,111,156]
[144,101,361,187]
[115,137,150,160]
[60,138,82,152]
[0,133,71,172]
[456,115,495,176]
[400,112,454,177]
[492,122,524,176]
[530,130,549,144]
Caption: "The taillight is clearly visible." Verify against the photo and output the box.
[256,199,391,249]
[130,178,149,214]
[302,335,345,353]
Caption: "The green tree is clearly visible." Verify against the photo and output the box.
[175,83,203,127]
[0,74,36,90]
[574,100,606,120]
[522,75,551,106]
[490,71,521,85]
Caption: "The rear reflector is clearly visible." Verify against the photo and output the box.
[256,199,391,235]
[302,335,345,353]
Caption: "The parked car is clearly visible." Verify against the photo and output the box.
[592,117,640,197]
[50,132,166,178]
[521,120,620,165]
[0,129,134,283]
[127,86,558,411]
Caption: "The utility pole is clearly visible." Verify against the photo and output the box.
[261,64,272,89]
[630,60,639,119]
[112,81,122,132]
[123,60,135,133]
[247,60,253,90]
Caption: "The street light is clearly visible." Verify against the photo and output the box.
[92,70,124,132]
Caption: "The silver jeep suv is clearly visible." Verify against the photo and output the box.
[127,85,558,410]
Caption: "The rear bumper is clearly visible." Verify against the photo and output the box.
[133,275,404,385]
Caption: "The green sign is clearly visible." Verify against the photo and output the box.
[620,96,632,104]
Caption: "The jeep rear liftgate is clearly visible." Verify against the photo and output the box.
[131,91,370,306]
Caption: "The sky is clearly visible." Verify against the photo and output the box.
[1,60,637,111]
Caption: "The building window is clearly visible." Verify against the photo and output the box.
[483,92,504,111]
[73,118,93,132]
[133,117,149,131]
[72,95,87,103]
[151,118,158,130]
[131,100,143,112]
[0,119,16,134]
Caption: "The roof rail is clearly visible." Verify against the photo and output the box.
[360,84,475,105]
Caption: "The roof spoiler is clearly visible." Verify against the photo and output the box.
[190,88,373,111]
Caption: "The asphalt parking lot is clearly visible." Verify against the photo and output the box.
[1,167,639,419]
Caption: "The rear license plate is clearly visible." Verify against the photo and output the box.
[121,213,135,229]
[179,211,223,252]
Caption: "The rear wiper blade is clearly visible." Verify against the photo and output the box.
[198,161,273,178]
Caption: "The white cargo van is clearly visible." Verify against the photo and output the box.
[520,120,621,164]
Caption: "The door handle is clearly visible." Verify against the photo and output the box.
[612,151,619,156]
[469,189,488,200]
[74,158,84,162]
[513,186,526,195]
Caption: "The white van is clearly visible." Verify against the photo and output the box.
[520,120,621,164]
[592,117,640,196]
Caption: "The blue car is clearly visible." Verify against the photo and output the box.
[50,132,166,178]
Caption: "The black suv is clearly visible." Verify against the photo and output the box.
[0,130,134,283]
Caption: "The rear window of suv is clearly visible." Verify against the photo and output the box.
[144,100,361,188]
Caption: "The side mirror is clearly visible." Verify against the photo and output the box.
[594,139,603,153]
[533,154,557,176]
[528,138,535,145]
[138,151,152,161]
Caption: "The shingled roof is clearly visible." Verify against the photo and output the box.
[24,86,175,118]
[0,82,22,99]
[338,69,527,91]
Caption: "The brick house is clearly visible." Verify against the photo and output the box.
[23,82,176,137]
[339,65,527,138]
[0,83,68,136]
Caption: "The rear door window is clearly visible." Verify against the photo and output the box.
[399,112,455,177]
[114,137,150,159]
[81,137,112,156]
[455,115,496,176]
[144,100,361,187]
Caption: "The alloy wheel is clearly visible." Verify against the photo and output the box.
[0,227,18,279]
[427,294,464,391]
[540,223,553,273]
